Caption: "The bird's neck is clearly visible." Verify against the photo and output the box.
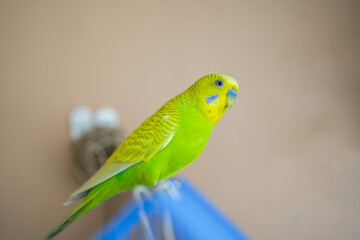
[173,87,198,110]
[173,88,226,125]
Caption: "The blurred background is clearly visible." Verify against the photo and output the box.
[0,0,359,239]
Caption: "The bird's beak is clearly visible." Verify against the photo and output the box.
[225,88,238,109]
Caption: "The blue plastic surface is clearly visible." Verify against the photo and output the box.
[91,179,250,240]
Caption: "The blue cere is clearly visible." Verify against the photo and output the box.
[205,94,219,103]
[227,89,238,98]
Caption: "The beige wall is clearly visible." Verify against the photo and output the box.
[1,0,359,239]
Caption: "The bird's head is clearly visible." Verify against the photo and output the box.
[189,73,239,124]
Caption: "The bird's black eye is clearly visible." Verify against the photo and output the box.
[214,79,224,88]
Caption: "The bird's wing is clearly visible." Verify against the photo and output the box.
[64,104,180,205]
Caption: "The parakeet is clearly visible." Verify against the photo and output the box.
[44,73,239,239]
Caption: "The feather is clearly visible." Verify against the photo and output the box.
[64,105,180,205]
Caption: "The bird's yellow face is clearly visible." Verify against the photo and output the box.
[194,74,239,124]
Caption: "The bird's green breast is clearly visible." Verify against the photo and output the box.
[153,103,214,180]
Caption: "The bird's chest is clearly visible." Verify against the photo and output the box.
[158,110,213,179]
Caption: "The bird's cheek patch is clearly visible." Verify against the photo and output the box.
[205,94,219,103]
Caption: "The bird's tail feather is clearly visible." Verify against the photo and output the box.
[43,190,101,240]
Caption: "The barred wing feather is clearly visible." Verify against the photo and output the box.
[64,105,180,205]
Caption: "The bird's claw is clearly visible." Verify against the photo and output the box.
[155,179,181,200]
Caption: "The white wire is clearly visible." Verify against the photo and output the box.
[133,185,155,240]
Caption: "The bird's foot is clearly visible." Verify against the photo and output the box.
[155,179,181,200]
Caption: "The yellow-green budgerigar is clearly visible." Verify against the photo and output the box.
[45,73,239,239]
